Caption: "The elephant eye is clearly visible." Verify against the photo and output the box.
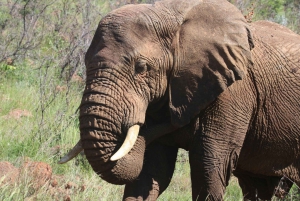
[135,60,148,75]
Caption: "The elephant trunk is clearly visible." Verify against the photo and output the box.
[79,68,147,184]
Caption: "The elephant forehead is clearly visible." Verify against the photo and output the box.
[99,5,152,33]
[97,12,167,64]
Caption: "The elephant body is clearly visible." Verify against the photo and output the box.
[157,21,300,200]
[234,21,300,200]
[73,0,300,200]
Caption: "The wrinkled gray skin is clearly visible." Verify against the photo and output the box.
[79,0,300,200]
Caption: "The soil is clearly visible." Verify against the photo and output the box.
[0,160,86,200]
[3,109,32,119]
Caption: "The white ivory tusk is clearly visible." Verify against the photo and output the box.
[58,140,83,164]
[110,125,140,161]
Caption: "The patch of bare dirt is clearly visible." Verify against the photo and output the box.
[71,73,83,83]
[0,161,19,185]
[3,109,32,119]
[55,85,67,92]
[0,160,87,200]
[6,57,14,65]
[22,161,52,189]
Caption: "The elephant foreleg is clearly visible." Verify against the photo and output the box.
[123,142,178,201]
[187,87,253,200]
[189,138,240,201]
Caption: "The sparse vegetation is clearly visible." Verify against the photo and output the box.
[0,0,299,200]
[229,0,300,33]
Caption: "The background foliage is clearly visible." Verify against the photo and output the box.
[0,0,299,200]
[229,0,300,32]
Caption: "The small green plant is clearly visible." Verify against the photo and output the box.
[0,63,16,71]
[0,62,17,79]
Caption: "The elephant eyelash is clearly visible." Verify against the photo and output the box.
[123,56,132,66]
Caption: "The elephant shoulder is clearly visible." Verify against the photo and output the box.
[250,20,300,45]
[249,20,300,74]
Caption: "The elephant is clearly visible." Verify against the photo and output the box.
[58,0,300,200]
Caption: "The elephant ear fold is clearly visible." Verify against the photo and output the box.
[169,1,254,127]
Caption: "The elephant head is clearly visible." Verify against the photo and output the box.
[60,0,254,185]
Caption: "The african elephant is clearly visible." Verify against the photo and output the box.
[59,0,300,200]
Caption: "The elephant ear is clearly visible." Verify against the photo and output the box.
[169,0,254,127]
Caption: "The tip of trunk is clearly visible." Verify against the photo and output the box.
[85,136,146,185]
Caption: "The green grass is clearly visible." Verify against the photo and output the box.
[224,178,243,201]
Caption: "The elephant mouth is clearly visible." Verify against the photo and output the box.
[59,122,178,165]
[110,125,140,161]
[58,125,140,164]
[58,122,177,184]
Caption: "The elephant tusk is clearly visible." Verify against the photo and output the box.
[58,140,83,164]
[110,125,140,161]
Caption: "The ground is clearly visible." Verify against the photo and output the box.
[0,160,86,201]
